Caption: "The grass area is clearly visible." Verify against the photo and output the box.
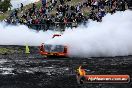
[0,48,22,54]
[0,14,7,20]
[0,10,11,21]
[67,0,82,5]
[81,7,91,16]
[0,48,11,54]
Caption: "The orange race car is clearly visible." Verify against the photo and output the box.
[39,43,67,57]
[39,34,68,57]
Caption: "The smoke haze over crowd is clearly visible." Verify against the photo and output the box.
[0,10,132,57]
[0,23,54,46]
[46,10,132,57]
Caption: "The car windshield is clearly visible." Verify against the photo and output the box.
[44,45,64,52]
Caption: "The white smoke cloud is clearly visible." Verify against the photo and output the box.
[0,22,54,46]
[46,10,132,57]
[11,0,39,9]
[0,10,132,57]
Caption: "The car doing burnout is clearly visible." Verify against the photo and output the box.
[39,43,68,57]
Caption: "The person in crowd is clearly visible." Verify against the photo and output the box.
[5,0,128,30]
[21,3,23,11]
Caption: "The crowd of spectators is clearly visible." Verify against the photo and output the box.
[5,0,129,31]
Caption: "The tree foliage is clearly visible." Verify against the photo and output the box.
[0,0,12,12]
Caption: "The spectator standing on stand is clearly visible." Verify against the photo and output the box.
[42,0,47,8]
[21,3,23,11]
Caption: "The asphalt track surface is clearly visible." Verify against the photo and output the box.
[0,46,132,88]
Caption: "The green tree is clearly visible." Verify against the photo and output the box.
[0,0,2,11]
[0,0,12,12]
